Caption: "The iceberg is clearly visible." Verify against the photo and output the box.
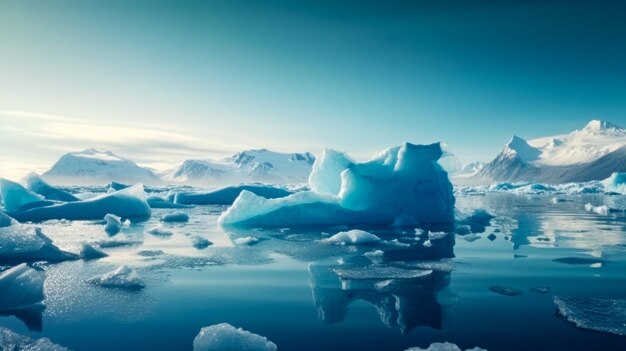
[405,342,487,351]
[0,178,54,213]
[104,213,123,235]
[80,243,109,260]
[87,265,146,290]
[220,143,455,228]
[554,296,626,336]
[0,264,45,311]
[602,172,626,194]
[320,230,381,245]
[23,172,79,202]
[174,184,292,205]
[0,211,14,227]
[0,224,78,263]
[0,326,71,351]
[8,184,151,222]
[193,323,277,351]
[161,211,189,223]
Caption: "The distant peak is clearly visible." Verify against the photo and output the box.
[504,135,540,162]
[506,135,528,148]
[583,119,622,132]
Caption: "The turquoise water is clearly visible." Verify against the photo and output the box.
[1,192,625,350]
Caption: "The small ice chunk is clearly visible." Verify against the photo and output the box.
[405,342,487,351]
[320,230,381,245]
[489,285,522,296]
[161,211,189,223]
[104,213,123,235]
[233,237,260,246]
[146,226,174,237]
[333,266,432,280]
[193,323,277,351]
[584,203,609,216]
[87,265,146,290]
[191,236,213,250]
[0,326,71,351]
[80,243,108,260]
[530,286,550,294]
[554,296,626,336]
[137,250,164,257]
[428,231,448,241]
[551,197,566,204]
[364,249,384,261]
[423,240,433,247]
[0,263,45,311]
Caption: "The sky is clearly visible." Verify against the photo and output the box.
[1,0,626,179]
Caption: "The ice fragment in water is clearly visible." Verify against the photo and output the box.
[320,230,381,245]
[87,265,146,290]
[193,323,277,351]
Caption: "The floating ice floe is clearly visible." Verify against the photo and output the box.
[405,342,487,351]
[193,323,277,351]
[0,263,45,311]
[161,211,189,222]
[146,226,174,237]
[87,265,146,290]
[0,223,78,262]
[80,243,109,260]
[233,237,260,246]
[23,172,80,202]
[554,296,626,336]
[6,184,151,222]
[104,213,123,235]
[219,143,456,228]
[0,326,71,351]
[174,184,293,205]
[191,236,213,250]
[320,230,381,245]
[602,172,626,194]
[584,203,609,216]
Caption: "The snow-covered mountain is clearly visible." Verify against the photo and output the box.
[471,120,626,184]
[42,149,162,186]
[165,149,316,186]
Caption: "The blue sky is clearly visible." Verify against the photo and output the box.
[1,0,625,178]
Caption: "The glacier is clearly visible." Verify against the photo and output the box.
[219,142,455,228]
[7,184,151,222]
[193,323,277,351]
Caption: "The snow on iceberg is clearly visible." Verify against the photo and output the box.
[174,184,292,205]
[602,172,626,194]
[87,265,146,290]
[0,224,78,263]
[554,296,626,336]
[405,342,487,351]
[320,230,381,245]
[193,323,277,351]
[219,142,455,228]
[23,172,79,202]
[161,211,189,223]
[0,326,71,351]
[8,184,151,222]
[0,263,45,311]
[0,178,54,213]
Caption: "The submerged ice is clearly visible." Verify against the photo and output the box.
[219,142,455,227]
[554,296,626,336]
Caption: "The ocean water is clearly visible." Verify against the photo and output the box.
[1,191,625,350]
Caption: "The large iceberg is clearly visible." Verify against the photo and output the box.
[0,178,54,213]
[7,184,151,222]
[174,184,292,205]
[193,323,277,351]
[23,172,80,202]
[219,143,455,228]
[602,172,626,194]
[0,263,45,312]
